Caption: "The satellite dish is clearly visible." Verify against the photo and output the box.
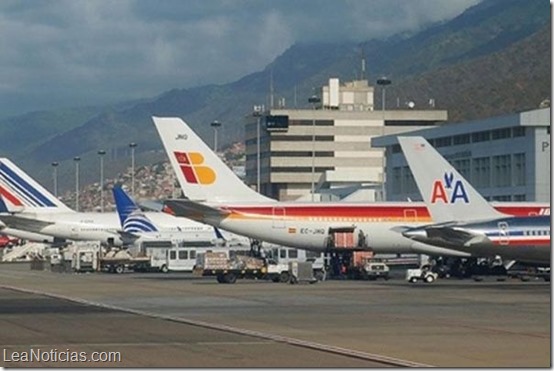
[407,101,415,109]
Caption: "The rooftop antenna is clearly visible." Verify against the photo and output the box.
[360,46,367,80]
[269,68,274,109]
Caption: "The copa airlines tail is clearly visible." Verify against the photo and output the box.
[397,136,505,223]
[0,158,73,213]
[152,116,275,204]
[112,186,158,233]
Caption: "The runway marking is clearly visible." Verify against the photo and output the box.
[1,284,432,367]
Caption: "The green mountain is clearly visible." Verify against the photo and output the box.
[0,0,549,191]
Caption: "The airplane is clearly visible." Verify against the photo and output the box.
[112,185,250,247]
[0,186,73,245]
[0,158,230,246]
[152,116,549,257]
[398,136,550,265]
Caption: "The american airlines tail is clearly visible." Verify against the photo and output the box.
[112,186,158,233]
[397,136,505,223]
[152,116,275,204]
[0,158,73,214]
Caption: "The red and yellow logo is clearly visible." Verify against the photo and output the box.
[174,151,216,185]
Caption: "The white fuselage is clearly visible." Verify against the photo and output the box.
[0,211,217,245]
[180,201,549,257]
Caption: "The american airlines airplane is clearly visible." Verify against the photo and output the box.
[0,158,227,245]
[398,136,550,265]
[152,116,549,256]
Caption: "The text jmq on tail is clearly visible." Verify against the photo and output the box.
[0,158,73,213]
[397,136,505,223]
[152,116,274,204]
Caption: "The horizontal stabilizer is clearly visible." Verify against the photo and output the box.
[164,199,229,224]
[0,215,54,233]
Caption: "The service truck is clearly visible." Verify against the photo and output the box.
[194,251,268,283]
[195,248,326,284]
[100,249,152,274]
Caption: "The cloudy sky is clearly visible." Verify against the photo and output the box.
[0,0,480,117]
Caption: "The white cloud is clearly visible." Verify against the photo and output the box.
[0,0,479,116]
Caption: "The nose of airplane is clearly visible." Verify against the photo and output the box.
[402,227,428,240]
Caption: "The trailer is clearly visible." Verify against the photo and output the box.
[100,249,151,274]
[194,251,267,283]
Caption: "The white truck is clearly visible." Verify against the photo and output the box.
[363,260,390,280]
[265,246,326,281]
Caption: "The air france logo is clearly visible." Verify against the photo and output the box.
[430,172,469,204]
[174,151,216,185]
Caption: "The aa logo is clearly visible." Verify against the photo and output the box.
[430,172,469,204]
[174,151,216,185]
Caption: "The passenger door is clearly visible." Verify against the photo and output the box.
[497,221,509,245]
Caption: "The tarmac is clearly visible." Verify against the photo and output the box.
[0,263,550,367]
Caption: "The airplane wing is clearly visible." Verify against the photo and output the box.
[163,199,230,224]
[425,226,477,246]
[0,214,54,233]
[403,224,487,250]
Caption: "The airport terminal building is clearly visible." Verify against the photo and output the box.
[372,107,550,202]
[244,78,447,201]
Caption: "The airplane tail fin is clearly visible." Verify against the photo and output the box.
[214,227,225,240]
[0,194,10,213]
[112,186,158,233]
[152,116,275,203]
[0,158,73,213]
[397,136,505,223]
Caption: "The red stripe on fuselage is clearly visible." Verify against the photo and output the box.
[491,238,551,246]
[223,205,430,218]
[221,204,545,219]
[495,206,550,217]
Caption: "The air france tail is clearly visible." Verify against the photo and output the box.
[0,158,73,213]
[112,186,158,233]
[397,136,505,223]
[152,116,274,203]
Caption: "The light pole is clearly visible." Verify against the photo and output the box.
[308,95,320,202]
[211,120,222,152]
[51,162,59,198]
[129,142,137,197]
[377,76,392,201]
[73,157,81,211]
[253,106,264,192]
[377,76,391,112]
[98,150,106,212]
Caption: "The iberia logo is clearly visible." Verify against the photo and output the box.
[430,172,469,204]
[174,151,216,185]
